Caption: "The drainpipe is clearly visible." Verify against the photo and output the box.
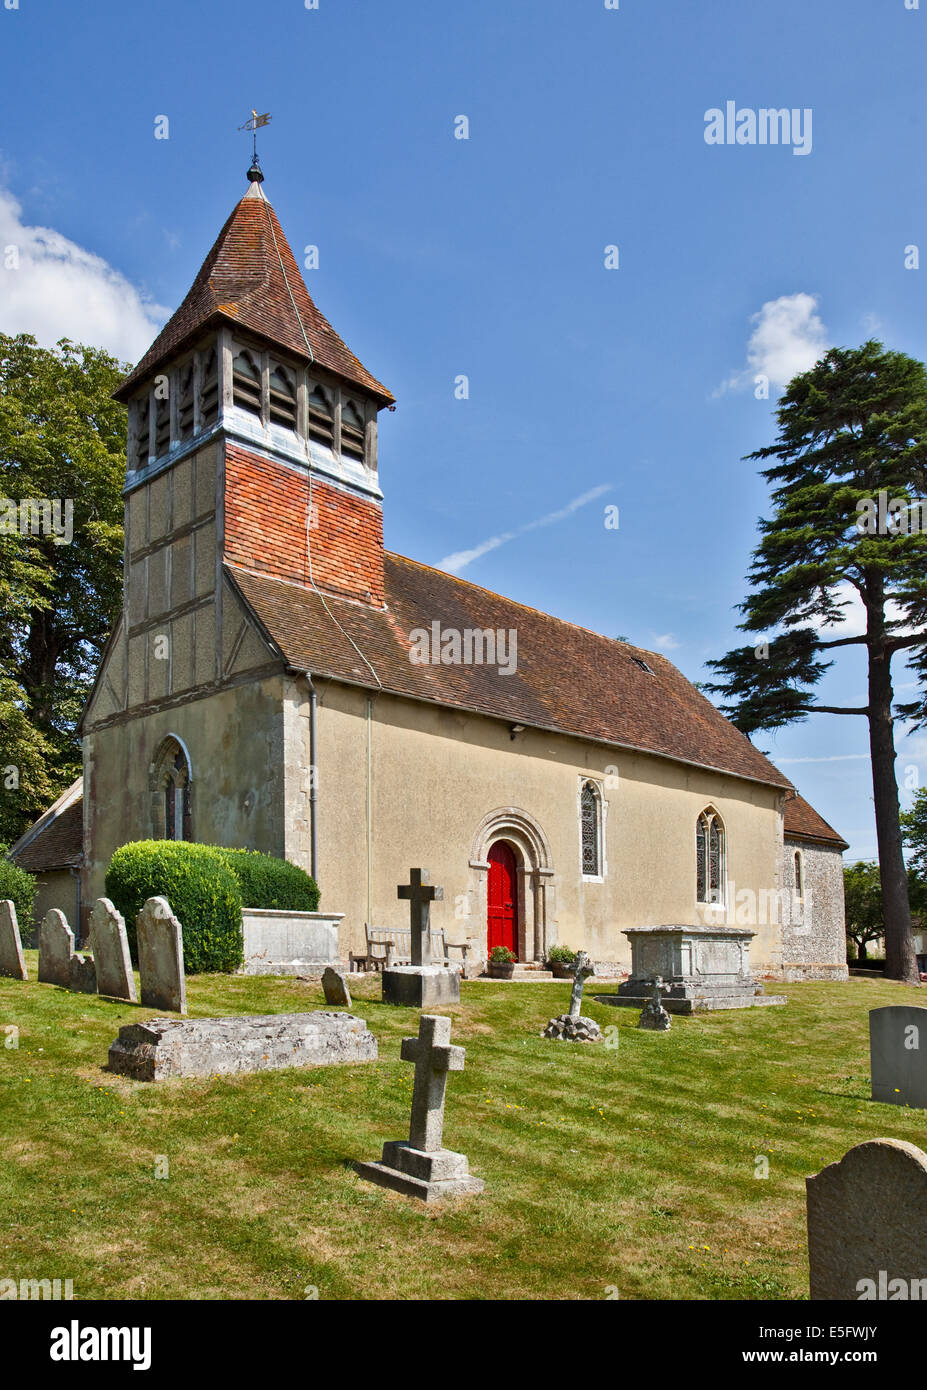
[309,684,318,883]
[366,697,374,926]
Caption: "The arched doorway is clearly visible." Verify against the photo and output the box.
[468,807,556,963]
[487,841,519,957]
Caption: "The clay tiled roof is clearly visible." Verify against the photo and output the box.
[115,183,393,404]
[784,792,848,849]
[227,555,795,790]
[9,779,83,871]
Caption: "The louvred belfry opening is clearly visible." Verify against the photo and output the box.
[115,177,394,608]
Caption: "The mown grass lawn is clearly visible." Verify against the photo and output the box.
[2,960,925,1301]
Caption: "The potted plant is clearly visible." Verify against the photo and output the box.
[546,944,578,979]
[488,945,516,979]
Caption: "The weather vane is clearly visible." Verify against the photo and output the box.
[239,109,272,182]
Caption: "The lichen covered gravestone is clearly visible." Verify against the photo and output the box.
[870,1005,927,1109]
[38,909,96,993]
[0,900,27,981]
[355,1014,483,1201]
[638,976,672,1031]
[136,896,186,1014]
[108,1011,377,1081]
[90,898,137,1003]
[807,1139,927,1299]
[543,951,602,1042]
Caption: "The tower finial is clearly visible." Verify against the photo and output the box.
[238,109,272,183]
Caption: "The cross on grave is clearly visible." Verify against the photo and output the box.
[401,1014,465,1152]
[569,950,595,1019]
[397,868,443,966]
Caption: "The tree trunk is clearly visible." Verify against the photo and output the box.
[858,939,868,962]
[867,575,917,983]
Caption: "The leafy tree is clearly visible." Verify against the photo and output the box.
[843,861,883,961]
[901,787,927,880]
[0,334,126,839]
[704,342,927,983]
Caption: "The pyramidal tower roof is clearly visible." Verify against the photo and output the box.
[115,181,393,403]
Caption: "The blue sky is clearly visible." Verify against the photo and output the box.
[1,0,926,860]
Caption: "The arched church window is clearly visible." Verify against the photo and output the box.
[268,363,297,430]
[177,363,195,440]
[153,737,192,842]
[200,349,219,427]
[134,395,151,468]
[696,808,725,904]
[341,398,366,463]
[794,850,804,900]
[581,780,602,876]
[308,384,334,448]
[232,350,262,417]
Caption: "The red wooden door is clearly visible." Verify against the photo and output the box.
[487,841,518,957]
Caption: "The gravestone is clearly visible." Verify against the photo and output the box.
[321,966,351,1008]
[870,1005,927,1109]
[137,896,186,1014]
[38,908,97,993]
[807,1138,927,1299]
[638,976,672,1031]
[355,1013,483,1201]
[90,898,137,1003]
[108,1011,377,1081]
[382,869,460,1007]
[0,900,27,981]
[543,951,602,1042]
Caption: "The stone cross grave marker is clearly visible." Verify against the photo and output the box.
[90,898,137,1003]
[397,868,443,966]
[870,1005,927,1109]
[355,1013,484,1201]
[638,976,672,1031]
[0,900,27,981]
[807,1138,927,1299]
[543,950,601,1041]
[137,897,186,1014]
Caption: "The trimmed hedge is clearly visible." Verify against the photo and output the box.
[0,853,37,935]
[105,841,243,975]
[215,848,320,913]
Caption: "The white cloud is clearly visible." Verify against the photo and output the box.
[653,633,680,650]
[716,292,829,396]
[807,581,914,640]
[437,484,612,575]
[0,186,169,363]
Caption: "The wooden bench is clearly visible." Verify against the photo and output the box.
[350,924,476,975]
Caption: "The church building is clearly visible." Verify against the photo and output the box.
[13,166,849,979]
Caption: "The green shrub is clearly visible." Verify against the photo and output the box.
[489,945,515,963]
[104,841,243,974]
[0,854,37,935]
[215,848,320,913]
[547,944,578,964]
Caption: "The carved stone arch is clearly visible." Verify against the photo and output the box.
[467,807,556,964]
[150,734,193,841]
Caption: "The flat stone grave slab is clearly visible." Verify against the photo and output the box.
[870,1005,927,1109]
[0,900,27,980]
[107,1011,378,1081]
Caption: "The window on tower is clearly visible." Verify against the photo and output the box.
[232,350,262,417]
[341,398,366,464]
[200,349,219,427]
[154,392,171,456]
[134,396,150,468]
[307,384,334,448]
[269,363,297,430]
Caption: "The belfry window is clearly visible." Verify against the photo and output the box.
[341,398,366,463]
[177,364,195,440]
[269,363,297,430]
[696,808,725,905]
[154,392,171,456]
[308,384,334,448]
[134,397,150,467]
[580,780,603,877]
[200,349,219,427]
[232,351,262,417]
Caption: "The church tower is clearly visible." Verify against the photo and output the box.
[113,167,394,620]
